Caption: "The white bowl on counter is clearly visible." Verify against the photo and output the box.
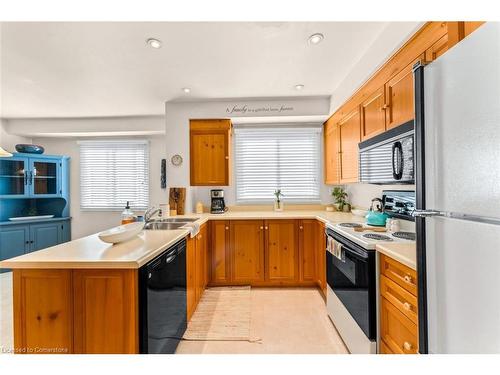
[351,208,369,217]
[98,222,144,244]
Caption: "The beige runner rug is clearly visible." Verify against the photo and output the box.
[183,286,254,341]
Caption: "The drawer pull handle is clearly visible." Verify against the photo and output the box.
[403,302,411,310]
[260,226,264,230]
[225,226,229,230]
[403,275,412,283]
[403,342,412,351]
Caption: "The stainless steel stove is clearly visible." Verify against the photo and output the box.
[392,231,416,241]
[363,233,393,241]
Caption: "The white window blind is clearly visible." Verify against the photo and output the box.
[234,125,321,203]
[79,140,149,210]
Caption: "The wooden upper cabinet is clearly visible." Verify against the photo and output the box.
[338,108,361,183]
[190,119,231,186]
[360,86,386,141]
[13,269,74,354]
[210,220,230,284]
[230,220,265,283]
[323,118,340,184]
[424,34,449,63]
[265,220,298,282]
[298,219,316,282]
[385,60,418,130]
[73,269,138,354]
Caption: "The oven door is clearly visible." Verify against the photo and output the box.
[326,235,376,340]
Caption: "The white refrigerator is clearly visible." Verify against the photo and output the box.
[413,22,500,353]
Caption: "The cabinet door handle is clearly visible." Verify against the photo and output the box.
[225,226,229,230]
[403,302,412,311]
[225,156,229,160]
[403,275,413,283]
[299,226,303,230]
[24,170,28,185]
[382,104,390,109]
[265,226,268,230]
[260,226,264,230]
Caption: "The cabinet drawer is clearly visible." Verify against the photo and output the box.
[380,254,417,296]
[380,275,418,325]
[380,297,418,354]
[379,340,394,354]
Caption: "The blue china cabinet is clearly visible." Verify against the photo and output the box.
[0,153,71,272]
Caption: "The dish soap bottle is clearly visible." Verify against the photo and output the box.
[121,201,135,225]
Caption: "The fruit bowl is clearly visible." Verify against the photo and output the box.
[98,222,144,244]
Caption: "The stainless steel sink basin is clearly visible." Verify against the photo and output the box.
[143,222,187,230]
[158,217,199,223]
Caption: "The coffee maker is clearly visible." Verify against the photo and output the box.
[210,189,227,214]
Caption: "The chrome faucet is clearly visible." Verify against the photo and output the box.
[144,206,161,223]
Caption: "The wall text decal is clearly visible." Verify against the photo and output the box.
[226,104,294,115]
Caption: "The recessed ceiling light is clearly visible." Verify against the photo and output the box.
[146,38,162,49]
[182,87,191,94]
[295,84,305,91]
[308,33,324,45]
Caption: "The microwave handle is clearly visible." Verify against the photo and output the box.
[392,141,403,180]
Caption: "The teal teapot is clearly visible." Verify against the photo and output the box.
[365,198,389,226]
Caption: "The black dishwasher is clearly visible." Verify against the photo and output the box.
[139,238,187,354]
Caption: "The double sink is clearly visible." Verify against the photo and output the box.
[144,217,199,230]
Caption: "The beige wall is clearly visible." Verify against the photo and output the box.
[0,119,32,151]
[31,135,167,239]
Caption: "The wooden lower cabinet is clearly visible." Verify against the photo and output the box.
[315,221,327,295]
[208,219,321,287]
[13,268,138,354]
[13,269,73,354]
[188,223,209,320]
[265,220,298,283]
[186,236,197,321]
[380,297,418,354]
[73,269,138,354]
[230,220,265,283]
[210,220,231,284]
[379,254,418,354]
[298,219,316,282]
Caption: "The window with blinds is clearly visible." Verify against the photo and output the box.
[79,140,149,210]
[234,125,321,203]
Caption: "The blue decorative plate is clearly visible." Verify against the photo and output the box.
[15,144,45,154]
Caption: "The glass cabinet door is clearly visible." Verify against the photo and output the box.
[30,159,60,196]
[0,157,28,196]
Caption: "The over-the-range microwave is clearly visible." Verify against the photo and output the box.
[358,120,414,184]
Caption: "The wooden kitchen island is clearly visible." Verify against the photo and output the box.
[1,228,191,354]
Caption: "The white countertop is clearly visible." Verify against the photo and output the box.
[0,209,416,270]
[376,242,417,270]
[0,210,364,270]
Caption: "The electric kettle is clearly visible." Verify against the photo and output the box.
[365,198,389,226]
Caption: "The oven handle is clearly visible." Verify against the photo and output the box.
[328,236,369,260]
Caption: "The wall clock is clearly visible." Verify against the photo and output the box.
[171,154,183,166]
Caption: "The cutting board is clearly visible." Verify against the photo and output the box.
[169,187,186,215]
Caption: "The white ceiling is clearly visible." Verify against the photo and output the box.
[1,22,410,118]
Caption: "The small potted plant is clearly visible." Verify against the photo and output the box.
[331,186,349,212]
[274,189,284,211]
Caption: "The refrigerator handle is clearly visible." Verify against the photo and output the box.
[412,209,444,218]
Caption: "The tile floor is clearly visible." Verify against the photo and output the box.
[0,272,348,354]
[176,288,349,354]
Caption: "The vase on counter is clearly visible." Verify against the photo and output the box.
[342,203,351,212]
[274,200,284,212]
